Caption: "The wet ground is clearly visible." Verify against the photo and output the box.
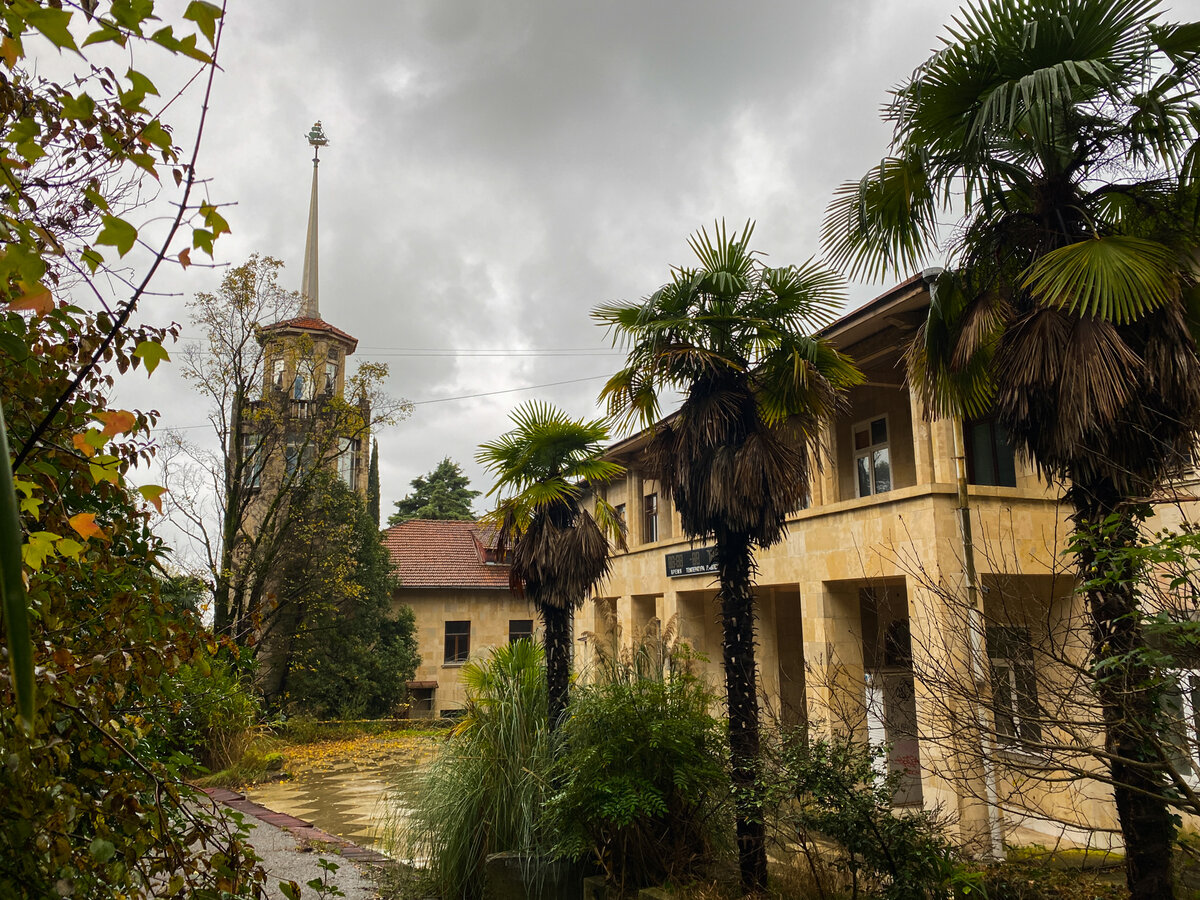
[245,730,437,856]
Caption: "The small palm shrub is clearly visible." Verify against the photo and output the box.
[772,731,965,900]
[399,638,555,900]
[550,617,729,893]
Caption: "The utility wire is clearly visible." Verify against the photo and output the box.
[154,373,612,430]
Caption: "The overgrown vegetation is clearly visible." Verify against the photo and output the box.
[770,733,969,900]
[551,618,729,893]
[0,2,275,896]
[273,472,419,718]
[396,638,556,900]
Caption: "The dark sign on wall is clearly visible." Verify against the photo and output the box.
[665,545,719,578]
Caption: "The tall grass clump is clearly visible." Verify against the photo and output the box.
[550,616,729,893]
[399,638,556,899]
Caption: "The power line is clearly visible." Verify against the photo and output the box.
[153,373,612,430]
[410,374,609,406]
[171,336,621,357]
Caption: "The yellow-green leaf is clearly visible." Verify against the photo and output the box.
[22,531,59,570]
[138,485,167,514]
[25,7,79,53]
[96,215,138,257]
[89,455,121,486]
[184,1,223,45]
[133,340,169,374]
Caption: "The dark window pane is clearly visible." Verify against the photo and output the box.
[857,455,872,497]
[509,619,534,643]
[870,417,888,446]
[854,427,870,451]
[991,663,1017,739]
[967,418,1017,487]
[994,424,1018,487]
[1015,664,1041,742]
[970,421,998,486]
[444,620,470,663]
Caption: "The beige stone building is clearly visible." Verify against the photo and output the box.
[583,274,1155,853]
[385,519,536,716]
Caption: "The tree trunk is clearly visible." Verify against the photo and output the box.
[715,527,768,895]
[1073,487,1176,900]
[542,602,572,730]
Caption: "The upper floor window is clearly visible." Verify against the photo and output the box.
[966,417,1017,487]
[242,433,263,489]
[854,416,891,497]
[285,437,313,477]
[271,358,286,392]
[324,354,339,395]
[337,438,357,487]
[643,493,658,543]
[444,620,470,664]
[987,626,1040,744]
[509,619,534,643]
[293,371,313,401]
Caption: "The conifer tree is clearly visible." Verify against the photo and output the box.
[388,458,480,524]
[367,439,381,526]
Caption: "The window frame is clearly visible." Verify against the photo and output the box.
[508,619,534,644]
[242,433,264,490]
[324,355,339,395]
[337,438,357,487]
[1162,669,1200,787]
[444,620,471,665]
[965,416,1018,487]
[643,492,658,543]
[986,626,1041,746]
[853,415,892,498]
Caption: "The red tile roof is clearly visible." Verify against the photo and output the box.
[259,316,358,350]
[383,519,512,590]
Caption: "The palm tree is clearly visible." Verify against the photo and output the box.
[822,2,1200,896]
[477,401,625,728]
[594,221,862,894]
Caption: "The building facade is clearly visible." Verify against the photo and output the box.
[385,519,536,716]
[584,275,1137,853]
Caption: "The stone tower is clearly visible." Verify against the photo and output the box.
[253,121,369,497]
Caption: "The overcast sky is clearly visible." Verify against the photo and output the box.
[100,0,1199,543]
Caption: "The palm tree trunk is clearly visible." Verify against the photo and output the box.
[715,527,768,895]
[542,602,572,730]
[1073,486,1176,900]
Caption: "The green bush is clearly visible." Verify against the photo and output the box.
[772,732,966,900]
[160,652,260,771]
[396,638,556,900]
[550,619,728,893]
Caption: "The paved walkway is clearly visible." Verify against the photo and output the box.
[204,788,391,899]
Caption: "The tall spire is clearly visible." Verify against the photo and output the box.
[299,120,328,319]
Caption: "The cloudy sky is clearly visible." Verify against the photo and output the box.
[100,0,1198,540]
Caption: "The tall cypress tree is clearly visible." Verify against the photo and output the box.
[367,439,381,527]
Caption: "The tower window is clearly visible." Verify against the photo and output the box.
[242,433,263,489]
[337,438,357,487]
[271,358,286,392]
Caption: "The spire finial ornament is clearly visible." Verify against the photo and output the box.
[299,120,327,318]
